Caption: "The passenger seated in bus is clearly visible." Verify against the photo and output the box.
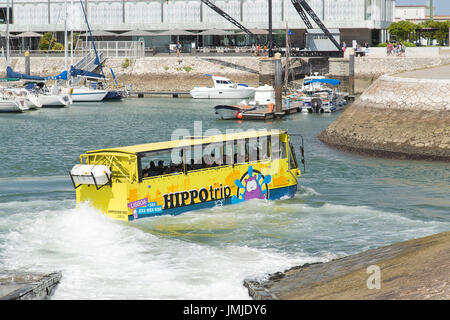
[156,160,166,173]
[148,161,159,176]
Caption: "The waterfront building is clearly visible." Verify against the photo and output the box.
[395,4,449,24]
[394,5,429,22]
[0,0,395,49]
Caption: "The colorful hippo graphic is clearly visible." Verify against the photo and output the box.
[231,166,272,204]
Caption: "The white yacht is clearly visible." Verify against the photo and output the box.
[190,76,255,99]
[67,86,108,102]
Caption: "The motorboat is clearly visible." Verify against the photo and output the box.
[294,76,347,113]
[190,75,255,99]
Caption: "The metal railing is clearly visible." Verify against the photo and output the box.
[74,39,145,59]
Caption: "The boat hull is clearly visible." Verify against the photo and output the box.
[0,100,23,113]
[129,184,297,219]
[70,89,108,102]
[214,105,256,119]
[39,94,70,107]
[104,91,124,100]
[191,87,255,99]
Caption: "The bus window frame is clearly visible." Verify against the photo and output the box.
[138,148,185,182]
[185,141,234,173]
[288,141,298,169]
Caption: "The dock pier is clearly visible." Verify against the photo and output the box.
[0,272,62,300]
[131,91,191,98]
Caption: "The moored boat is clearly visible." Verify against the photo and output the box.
[214,104,257,120]
[190,75,255,99]
[69,86,108,102]
[0,95,28,113]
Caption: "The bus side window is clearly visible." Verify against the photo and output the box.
[203,142,223,167]
[271,135,287,160]
[234,139,247,164]
[224,140,234,166]
[258,135,270,161]
[248,137,258,162]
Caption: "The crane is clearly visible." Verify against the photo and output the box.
[289,0,343,57]
[199,0,263,44]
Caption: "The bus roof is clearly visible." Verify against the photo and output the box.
[86,129,286,155]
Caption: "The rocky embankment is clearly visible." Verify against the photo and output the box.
[319,65,450,161]
[244,231,450,300]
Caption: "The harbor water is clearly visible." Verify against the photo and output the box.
[0,99,449,299]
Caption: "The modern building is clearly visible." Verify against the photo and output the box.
[394,5,429,22]
[394,4,449,24]
[0,0,395,49]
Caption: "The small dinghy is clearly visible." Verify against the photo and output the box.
[214,104,256,120]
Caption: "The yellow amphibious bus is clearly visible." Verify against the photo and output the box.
[69,130,304,221]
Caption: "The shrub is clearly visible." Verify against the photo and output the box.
[52,42,64,51]
[403,42,416,47]
[121,58,130,69]
[183,66,193,72]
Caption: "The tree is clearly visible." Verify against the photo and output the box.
[38,32,65,51]
[417,20,450,45]
[388,21,417,42]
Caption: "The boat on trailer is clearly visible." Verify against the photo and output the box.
[70,130,305,221]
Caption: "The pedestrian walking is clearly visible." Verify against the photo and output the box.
[176,42,182,57]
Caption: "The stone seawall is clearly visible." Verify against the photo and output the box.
[3,55,450,92]
[319,69,450,161]
[354,56,450,79]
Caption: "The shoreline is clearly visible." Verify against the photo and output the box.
[244,231,450,300]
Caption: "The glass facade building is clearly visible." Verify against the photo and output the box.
[0,0,395,45]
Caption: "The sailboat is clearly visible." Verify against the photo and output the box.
[65,67,108,102]
[0,91,29,113]
[0,0,33,112]
[5,67,71,107]
[64,0,120,102]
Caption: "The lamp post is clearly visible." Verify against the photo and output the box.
[430,0,433,21]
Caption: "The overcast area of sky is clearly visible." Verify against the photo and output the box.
[396,0,450,15]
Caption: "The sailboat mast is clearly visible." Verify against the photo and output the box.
[64,0,68,73]
[6,0,10,67]
[70,0,74,67]
[79,0,105,79]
